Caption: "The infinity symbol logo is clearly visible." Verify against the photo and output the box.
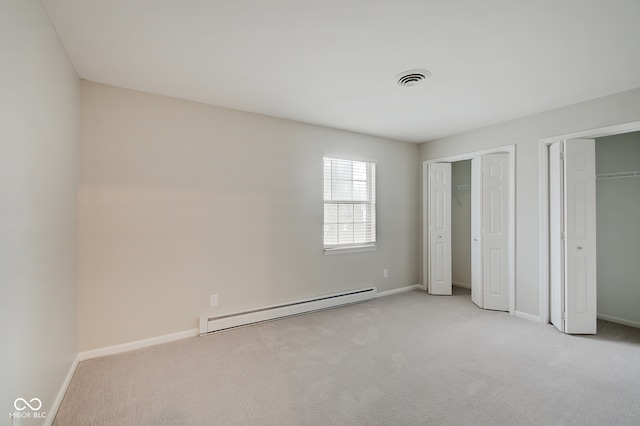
[14,398,42,411]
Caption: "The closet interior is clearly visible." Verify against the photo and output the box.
[595,131,640,328]
[451,160,471,292]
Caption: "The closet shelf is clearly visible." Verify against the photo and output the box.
[453,184,471,190]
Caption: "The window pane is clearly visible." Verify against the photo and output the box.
[370,219,375,241]
[324,158,332,200]
[338,204,354,224]
[352,180,367,201]
[353,161,367,180]
[324,224,338,245]
[334,159,352,178]
[370,163,376,203]
[334,179,353,200]
[324,178,331,200]
[354,204,368,222]
[324,204,338,224]
[353,223,368,243]
[338,223,354,244]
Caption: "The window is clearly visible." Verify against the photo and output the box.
[323,157,376,253]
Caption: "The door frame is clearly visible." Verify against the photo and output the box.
[538,120,640,325]
[422,144,516,315]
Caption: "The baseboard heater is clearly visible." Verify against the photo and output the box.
[199,287,377,335]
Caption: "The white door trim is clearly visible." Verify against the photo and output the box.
[423,144,516,314]
[538,120,640,325]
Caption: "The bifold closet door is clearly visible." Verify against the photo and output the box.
[549,139,597,334]
[471,157,483,308]
[549,142,565,332]
[471,154,509,311]
[427,162,452,295]
[564,139,597,334]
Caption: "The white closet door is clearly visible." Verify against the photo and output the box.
[564,139,597,334]
[471,154,509,311]
[549,142,565,332]
[471,157,483,308]
[427,162,452,295]
[481,154,509,311]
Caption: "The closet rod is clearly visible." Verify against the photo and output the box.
[596,171,640,180]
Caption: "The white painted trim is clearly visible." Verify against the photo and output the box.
[422,144,515,164]
[422,163,430,294]
[77,329,198,361]
[538,120,640,326]
[508,146,517,316]
[377,284,421,297]
[539,120,640,144]
[43,354,80,426]
[324,245,376,255]
[539,138,551,325]
[453,281,471,289]
[422,144,516,315]
[515,310,542,323]
[597,314,640,329]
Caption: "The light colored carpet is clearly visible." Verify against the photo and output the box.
[54,288,640,425]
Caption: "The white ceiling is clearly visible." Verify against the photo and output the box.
[41,0,640,143]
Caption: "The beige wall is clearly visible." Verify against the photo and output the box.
[78,81,420,351]
[595,132,640,326]
[0,0,79,421]
[419,87,640,318]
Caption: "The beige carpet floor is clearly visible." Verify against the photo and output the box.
[54,288,640,425]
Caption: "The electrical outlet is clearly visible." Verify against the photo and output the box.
[383,268,388,278]
[210,294,218,307]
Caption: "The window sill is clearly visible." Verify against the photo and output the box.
[323,245,377,255]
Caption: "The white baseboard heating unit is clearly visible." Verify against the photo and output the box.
[199,287,377,335]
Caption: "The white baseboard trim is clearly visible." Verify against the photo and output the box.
[201,288,377,334]
[78,328,199,362]
[377,284,421,297]
[453,281,471,289]
[44,354,80,426]
[515,310,542,323]
[598,313,640,329]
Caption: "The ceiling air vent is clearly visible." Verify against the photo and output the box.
[396,69,431,87]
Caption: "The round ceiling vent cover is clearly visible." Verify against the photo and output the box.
[396,69,431,87]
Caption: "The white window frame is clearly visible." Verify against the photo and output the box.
[323,157,376,255]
